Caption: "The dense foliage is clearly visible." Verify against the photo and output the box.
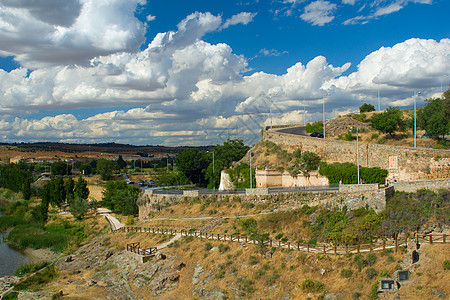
[101,180,141,215]
[382,189,450,236]
[204,139,249,189]
[359,103,375,113]
[175,148,210,185]
[0,162,32,196]
[319,162,388,184]
[305,121,323,134]
[371,106,406,136]
[227,163,256,189]
[417,97,450,139]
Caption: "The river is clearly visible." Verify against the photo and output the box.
[0,212,29,277]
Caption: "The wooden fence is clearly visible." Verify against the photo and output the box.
[126,242,157,256]
[116,226,448,255]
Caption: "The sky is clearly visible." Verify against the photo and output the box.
[0,0,449,146]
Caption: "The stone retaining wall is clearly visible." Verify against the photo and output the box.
[264,130,450,181]
[391,178,450,193]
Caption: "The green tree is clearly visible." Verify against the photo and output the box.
[79,163,92,175]
[359,103,375,113]
[32,182,51,227]
[417,98,449,139]
[51,161,70,176]
[371,107,406,136]
[50,176,66,207]
[101,181,140,215]
[96,159,118,180]
[204,139,248,189]
[22,176,31,200]
[305,121,323,134]
[175,149,210,185]
[443,86,450,120]
[117,155,127,169]
[70,195,89,220]
[65,176,75,204]
[74,176,89,200]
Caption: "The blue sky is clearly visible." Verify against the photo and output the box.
[0,0,449,146]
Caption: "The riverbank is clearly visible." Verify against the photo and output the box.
[23,248,60,265]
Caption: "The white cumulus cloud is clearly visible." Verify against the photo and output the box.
[301,0,337,26]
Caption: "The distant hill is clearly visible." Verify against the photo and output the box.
[0,142,214,156]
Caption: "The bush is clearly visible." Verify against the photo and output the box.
[204,242,213,251]
[300,279,326,293]
[366,267,378,280]
[14,261,49,277]
[218,244,230,253]
[443,260,450,270]
[248,255,258,265]
[125,215,135,226]
[360,103,375,113]
[341,268,353,278]
[319,162,388,184]
[305,121,323,134]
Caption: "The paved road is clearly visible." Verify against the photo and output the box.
[274,126,307,136]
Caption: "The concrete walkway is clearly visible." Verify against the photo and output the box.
[156,233,182,250]
[97,208,124,231]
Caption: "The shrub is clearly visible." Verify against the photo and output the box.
[443,260,450,270]
[204,242,213,251]
[218,244,230,253]
[305,121,323,134]
[369,280,379,299]
[360,103,375,113]
[379,269,390,278]
[366,267,378,280]
[14,261,49,277]
[371,133,379,140]
[300,279,326,293]
[248,255,258,265]
[366,253,377,266]
[341,268,353,278]
[125,215,135,226]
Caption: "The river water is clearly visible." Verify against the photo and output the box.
[0,212,29,277]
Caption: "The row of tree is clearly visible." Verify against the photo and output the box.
[175,139,249,189]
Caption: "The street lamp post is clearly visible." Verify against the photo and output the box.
[414,90,421,149]
[323,101,325,139]
[351,126,359,184]
[212,151,215,191]
[356,127,359,184]
[249,152,252,189]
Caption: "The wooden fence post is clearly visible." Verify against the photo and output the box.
[288,242,290,250]
[429,235,433,244]
[370,243,373,252]
[357,245,360,254]
[395,236,398,252]
[323,245,326,254]
[307,244,309,253]
[269,239,272,247]
[444,234,446,244]
[297,242,300,251]
[334,245,337,255]
[382,240,385,250]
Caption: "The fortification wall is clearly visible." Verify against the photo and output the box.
[264,130,450,181]
[391,178,450,193]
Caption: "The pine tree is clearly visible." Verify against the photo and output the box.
[75,176,90,200]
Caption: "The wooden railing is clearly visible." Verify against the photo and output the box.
[126,242,157,256]
[116,226,448,255]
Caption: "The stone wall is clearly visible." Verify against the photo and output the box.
[391,178,450,193]
[264,130,450,181]
[339,184,379,193]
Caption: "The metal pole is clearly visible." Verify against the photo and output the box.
[357,127,359,184]
[414,90,416,148]
[213,151,215,191]
[249,152,252,189]
[323,101,325,139]
[270,98,272,130]
[378,88,380,111]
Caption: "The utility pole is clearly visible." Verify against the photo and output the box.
[249,152,252,189]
